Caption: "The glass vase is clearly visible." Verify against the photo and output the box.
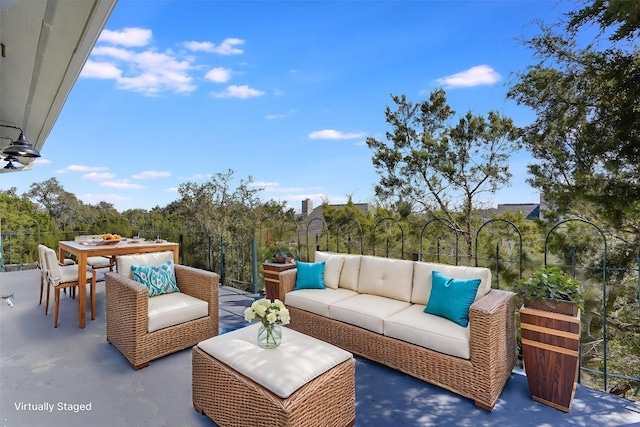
[257,323,282,349]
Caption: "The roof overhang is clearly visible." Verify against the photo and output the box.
[0,0,117,173]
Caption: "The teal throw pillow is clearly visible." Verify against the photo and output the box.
[294,261,326,290]
[424,270,481,327]
[131,260,180,297]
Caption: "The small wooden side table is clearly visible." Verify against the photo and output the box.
[263,262,296,301]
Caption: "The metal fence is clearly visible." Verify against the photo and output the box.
[2,216,639,399]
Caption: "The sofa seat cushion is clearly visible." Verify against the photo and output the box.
[329,294,411,334]
[384,304,471,359]
[285,288,358,318]
[148,292,209,333]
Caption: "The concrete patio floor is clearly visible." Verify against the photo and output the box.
[2,269,640,427]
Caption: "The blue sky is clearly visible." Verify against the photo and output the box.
[3,0,575,213]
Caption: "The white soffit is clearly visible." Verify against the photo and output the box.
[0,0,117,172]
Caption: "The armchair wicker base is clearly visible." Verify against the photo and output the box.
[105,258,219,370]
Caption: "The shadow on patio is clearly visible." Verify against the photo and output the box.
[1,269,639,426]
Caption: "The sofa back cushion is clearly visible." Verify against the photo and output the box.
[338,254,362,291]
[314,252,345,289]
[117,251,175,279]
[357,256,414,302]
[411,262,491,305]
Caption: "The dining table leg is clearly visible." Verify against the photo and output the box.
[77,253,87,328]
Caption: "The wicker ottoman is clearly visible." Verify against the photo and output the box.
[192,323,355,427]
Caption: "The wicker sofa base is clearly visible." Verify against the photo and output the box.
[287,300,515,411]
[192,345,356,427]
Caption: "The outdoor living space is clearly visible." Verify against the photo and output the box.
[2,268,640,427]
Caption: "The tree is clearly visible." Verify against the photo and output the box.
[507,0,640,396]
[567,0,640,42]
[0,190,57,265]
[366,90,521,256]
[25,178,84,230]
[174,169,266,273]
[507,1,640,246]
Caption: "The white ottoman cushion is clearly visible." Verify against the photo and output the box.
[197,323,352,399]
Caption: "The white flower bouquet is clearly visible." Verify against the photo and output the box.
[244,299,290,348]
[244,298,291,327]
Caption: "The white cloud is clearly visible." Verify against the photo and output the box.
[80,60,122,79]
[91,46,136,61]
[57,165,108,173]
[179,173,212,181]
[435,65,501,88]
[33,158,51,165]
[98,27,152,47]
[251,181,280,191]
[265,109,295,120]
[82,28,197,95]
[213,85,265,99]
[205,67,232,83]
[101,181,145,189]
[252,182,323,194]
[308,129,367,140]
[183,38,245,55]
[164,187,179,192]
[83,172,116,181]
[116,50,195,95]
[132,170,171,180]
[83,29,253,97]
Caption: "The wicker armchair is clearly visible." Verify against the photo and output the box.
[104,255,218,370]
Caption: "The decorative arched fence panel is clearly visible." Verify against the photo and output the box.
[305,217,329,261]
[335,218,364,255]
[372,217,404,258]
[259,217,276,248]
[259,216,300,260]
[474,218,523,289]
[544,218,611,392]
[419,218,459,265]
[222,218,258,292]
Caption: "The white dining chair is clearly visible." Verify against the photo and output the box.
[37,244,76,305]
[43,247,96,328]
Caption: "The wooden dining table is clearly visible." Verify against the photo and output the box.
[58,239,180,328]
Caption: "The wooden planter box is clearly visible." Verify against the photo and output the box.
[263,262,295,301]
[520,305,580,412]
